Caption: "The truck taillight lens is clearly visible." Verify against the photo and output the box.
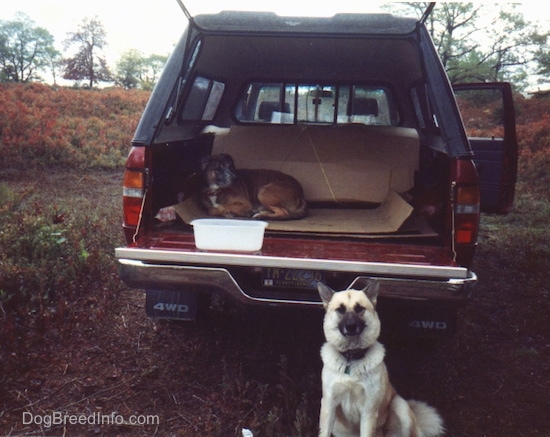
[453,160,480,246]
[123,170,144,198]
[454,190,479,244]
[123,170,145,227]
[122,146,146,231]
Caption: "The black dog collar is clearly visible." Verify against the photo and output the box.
[341,347,370,375]
[341,348,369,361]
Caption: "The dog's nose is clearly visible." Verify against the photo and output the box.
[344,322,364,336]
[340,313,365,336]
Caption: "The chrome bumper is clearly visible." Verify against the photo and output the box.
[117,257,477,307]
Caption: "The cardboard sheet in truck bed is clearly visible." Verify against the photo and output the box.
[173,190,414,235]
[210,124,419,204]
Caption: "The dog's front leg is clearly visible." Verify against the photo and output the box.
[359,412,378,437]
[319,395,336,437]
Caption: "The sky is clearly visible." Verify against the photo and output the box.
[0,0,390,63]
[1,1,549,83]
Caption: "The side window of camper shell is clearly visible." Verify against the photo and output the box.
[236,82,399,125]
[180,75,225,121]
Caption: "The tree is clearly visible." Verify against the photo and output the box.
[46,48,63,86]
[382,3,550,90]
[535,44,550,81]
[465,6,546,85]
[141,54,167,91]
[0,12,58,82]
[62,16,111,88]
[115,49,143,89]
[115,50,167,90]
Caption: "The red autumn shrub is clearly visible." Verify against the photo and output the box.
[0,83,150,170]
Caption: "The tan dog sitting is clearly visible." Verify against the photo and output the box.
[200,154,307,220]
[317,281,445,437]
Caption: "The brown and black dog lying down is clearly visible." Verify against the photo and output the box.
[200,154,307,220]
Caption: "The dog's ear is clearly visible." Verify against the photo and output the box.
[219,153,236,169]
[361,280,380,307]
[317,282,335,307]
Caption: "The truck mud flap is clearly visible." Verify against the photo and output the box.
[378,303,457,339]
[145,289,198,320]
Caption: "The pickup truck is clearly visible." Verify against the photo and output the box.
[115,8,517,338]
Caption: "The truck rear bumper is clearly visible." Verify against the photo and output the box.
[116,256,477,307]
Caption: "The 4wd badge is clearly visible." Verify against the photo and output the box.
[145,289,198,320]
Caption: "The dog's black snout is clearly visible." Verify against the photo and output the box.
[339,312,366,336]
[345,322,365,336]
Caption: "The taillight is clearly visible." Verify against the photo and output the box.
[454,184,480,244]
[451,158,480,264]
[123,170,144,226]
[122,147,146,242]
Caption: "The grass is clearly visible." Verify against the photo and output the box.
[0,171,125,363]
[477,192,550,291]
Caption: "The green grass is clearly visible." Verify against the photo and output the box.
[477,191,550,292]
[0,171,124,357]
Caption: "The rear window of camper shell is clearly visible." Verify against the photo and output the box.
[236,83,400,126]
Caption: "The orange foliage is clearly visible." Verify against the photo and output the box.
[0,83,150,169]
[512,95,550,200]
[455,93,550,201]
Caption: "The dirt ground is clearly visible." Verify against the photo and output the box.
[1,170,549,436]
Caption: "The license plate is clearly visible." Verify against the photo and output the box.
[262,267,325,289]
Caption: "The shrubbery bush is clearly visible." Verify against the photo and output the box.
[0,83,149,170]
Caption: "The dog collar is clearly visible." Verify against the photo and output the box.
[341,348,369,374]
[341,348,369,362]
